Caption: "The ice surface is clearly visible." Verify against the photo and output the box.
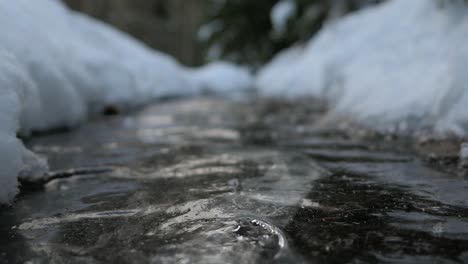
[257,0,468,136]
[0,0,252,204]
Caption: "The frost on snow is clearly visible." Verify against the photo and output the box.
[257,0,468,136]
[0,0,252,204]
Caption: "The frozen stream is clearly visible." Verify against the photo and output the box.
[2,98,468,263]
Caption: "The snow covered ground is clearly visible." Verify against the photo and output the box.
[257,0,468,136]
[186,62,253,97]
[0,0,252,204]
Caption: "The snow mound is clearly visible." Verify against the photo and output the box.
[0,50,24,204]
[0,0,252,204]
[0,0,197,134]
[186,62,253,97]
[257,0,468,136]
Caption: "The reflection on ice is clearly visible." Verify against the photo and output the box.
[18,209,145,230]
[137,126,240,143]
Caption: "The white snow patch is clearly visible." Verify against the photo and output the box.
[257,0,468,136]
[0,49,29,204]
[271,0,297,34]
[18,146,49,182]
[186,62,253,97]
[197,20,224,42]
[460,142,468,168]
[256,45,305,96]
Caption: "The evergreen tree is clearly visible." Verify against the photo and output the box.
[200,0,383,67]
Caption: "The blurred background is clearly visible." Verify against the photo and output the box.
[63,0,383,67]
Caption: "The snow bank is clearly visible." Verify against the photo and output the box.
[186,62,253,97]
[257,0,468,136]
[0,0,198,134]
[0,49,49,204]
[0,50,25,204]
[0,0,252,204]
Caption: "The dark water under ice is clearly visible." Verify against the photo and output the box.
[2,98,468,263]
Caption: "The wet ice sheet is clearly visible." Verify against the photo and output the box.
[3,98,468,263]
[11,150,321,263]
